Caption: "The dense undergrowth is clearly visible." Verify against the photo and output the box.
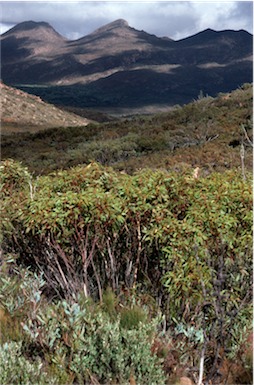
[0,159,252,384]
[1,83,252,175]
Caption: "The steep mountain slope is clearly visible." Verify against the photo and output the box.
[1,82,90,133]
[1,19,173,84]
[1,20,252,110]
[1,21,67,83]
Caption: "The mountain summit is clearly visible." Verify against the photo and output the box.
[1,19,252,109]
[4,20,54,32]
[1,20,66,67]
[92,18,129,33]
[2,20,65,42]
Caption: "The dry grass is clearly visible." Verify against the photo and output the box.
[1,82,90,134]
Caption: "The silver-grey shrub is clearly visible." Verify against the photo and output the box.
[23,298,166,384]
[0,341,57,385]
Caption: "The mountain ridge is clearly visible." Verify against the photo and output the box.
[2,19,252,42]
[1,19,252,112]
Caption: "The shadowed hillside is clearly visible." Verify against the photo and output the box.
[1,20,252,112]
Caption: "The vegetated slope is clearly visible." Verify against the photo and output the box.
[1,158,252,385]
[1,82,90,133]
[1,19,252,110]
[1,83,252,175]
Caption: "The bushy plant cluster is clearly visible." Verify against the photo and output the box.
[0,260,165,384]
[23,297,165,384]
[0,159,252,383]
[0,254,166,385]
[0,341,58,385]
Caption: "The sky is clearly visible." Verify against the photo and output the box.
[0,1,253,41]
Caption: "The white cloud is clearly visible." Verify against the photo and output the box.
[0,1,252,40]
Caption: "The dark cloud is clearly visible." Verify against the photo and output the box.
[230,1,253,30]
[212,1,253,33]
[0,1,253,39]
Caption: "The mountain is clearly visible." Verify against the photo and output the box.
[1,82,90,134]
[1,20,252,111]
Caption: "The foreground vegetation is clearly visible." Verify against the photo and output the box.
[1,159,252,384]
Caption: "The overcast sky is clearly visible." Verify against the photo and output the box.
[0,1,253,40]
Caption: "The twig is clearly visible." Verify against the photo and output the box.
[241,124,253,147]
[240,143,246,181]
[197,344,206,385]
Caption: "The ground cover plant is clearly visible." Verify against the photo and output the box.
[1,83,252,175]
[0,158,252,384]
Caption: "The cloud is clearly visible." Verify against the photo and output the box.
[0,1,253,40]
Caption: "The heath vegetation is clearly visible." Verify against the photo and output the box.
[0,84,252,384]
[1,83,252,175]
[0,154,252,384]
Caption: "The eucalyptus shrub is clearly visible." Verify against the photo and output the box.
[144,170,252,379]
[0,158,32,194]
[0,159,33,240]
[0,266,45,317]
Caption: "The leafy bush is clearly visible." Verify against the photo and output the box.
[0,256,46,344]
[119,305,147,330]
[0,267,45,317]
[0,159,33,239]
[0,341,57,385]
[1,160,252,383]
[0,158,32,195]
[23,297,166,384]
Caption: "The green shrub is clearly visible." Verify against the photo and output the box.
[0,257,46,343]
[102,286,118,318]
[0,341,57,385]
[120,305,147,330]
[0,265,45,318]
[0,158,32,195]
[1,161,252,383]
[23,298,166,384]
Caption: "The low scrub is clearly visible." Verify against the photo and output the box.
[1,84,252,175]
[0,159,252,383]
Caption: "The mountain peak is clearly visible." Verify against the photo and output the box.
[8,20,53,33]
[93,19,129,34]
[1,20,65,42]
[108,19,129,28]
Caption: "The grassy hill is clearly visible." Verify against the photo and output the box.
[1,82,90,134]
[1,83,252,175]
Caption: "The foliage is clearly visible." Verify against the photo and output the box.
[0,158,32,194]
[23,297,166,384]
[119,305,147,330]
[0,341,58,385]
[0,254,46,344]
[0,158,252,383]
[0,266,45,317]
[0,159,33,239]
